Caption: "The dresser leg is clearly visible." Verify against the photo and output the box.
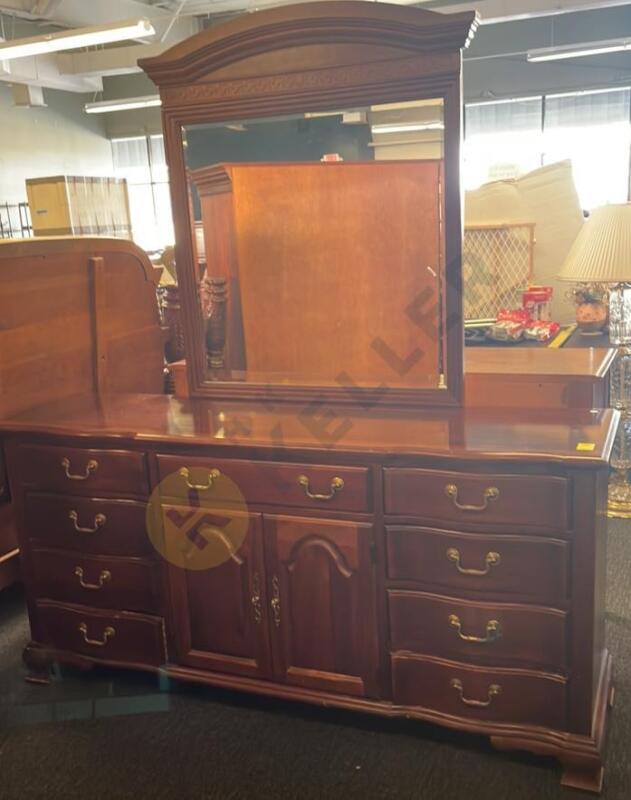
[490,737,604,795]
[23,642,54,685]
[560,760,604,794]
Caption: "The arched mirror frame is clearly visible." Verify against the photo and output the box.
[141,1,478,408]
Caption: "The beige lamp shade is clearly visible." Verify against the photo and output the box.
[558,202,631,284]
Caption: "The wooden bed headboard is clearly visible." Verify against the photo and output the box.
[0,236,164,417]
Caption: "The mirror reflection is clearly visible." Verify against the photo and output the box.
[183,99,445,390]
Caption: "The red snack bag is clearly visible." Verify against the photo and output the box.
[497,308,532,325]
[487,319,525,342]
[524,320,560,342]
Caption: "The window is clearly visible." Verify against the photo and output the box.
[111,135,174,251]
[464,88,631,210]
[464,97,543,189]
[543,88,631,209]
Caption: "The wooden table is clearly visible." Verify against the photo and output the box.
[465,348,616,409]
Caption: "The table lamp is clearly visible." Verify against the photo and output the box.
[559,202,631,517]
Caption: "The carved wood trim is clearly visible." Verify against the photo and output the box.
[140,2,478,88]
[160,53,459,114]
[190,165,234,197]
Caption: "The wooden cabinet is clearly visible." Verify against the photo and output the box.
[190,162,443,389]
[264,515,378,697]
[166,509,379,694]
[167,510,273,680]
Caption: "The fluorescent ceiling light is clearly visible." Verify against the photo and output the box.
[467,96,542,108]
[371,122,445,134]
[85,95,161,114]
[0,18,155,62]
[527,38,631,62]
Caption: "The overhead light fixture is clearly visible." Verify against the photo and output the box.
[527,37,631,62]
[85,95,161,114]
[0,18,155,62]
[371,122,445,134]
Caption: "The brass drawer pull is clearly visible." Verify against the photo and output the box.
[271,575,281,627]
[78,623,115,647]
[446,548,500,576]
[69,510,107,534]
[298,475,344,501]
[445,484,499,512]
[251,572,262,625]
[179,466,220,490]
[61,457,98,481]
[449,614,501,643]
[450,678,501,708]
[74,567,111,590]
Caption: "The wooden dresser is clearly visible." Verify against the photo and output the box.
[0,3,618,795]
[0,394,617,793]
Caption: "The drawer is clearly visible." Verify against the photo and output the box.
[24,493,153,557]
[392,653,566,730]
[384,468,569,533]
[13,444,148,497]
[389,590,567,672]
[156,454,370,513]
[31,549,161,614]
[36,601,166,667]
[386,526,569,606]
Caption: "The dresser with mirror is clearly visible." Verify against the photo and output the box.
[0,3,617,793]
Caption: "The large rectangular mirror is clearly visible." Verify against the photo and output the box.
[183,99,447,393]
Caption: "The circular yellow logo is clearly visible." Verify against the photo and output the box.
[146,467,248,570]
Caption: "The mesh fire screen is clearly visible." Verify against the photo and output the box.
[463,223,535,322]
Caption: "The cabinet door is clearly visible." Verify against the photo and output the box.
[168,510,272,680]
[264,515,379,697]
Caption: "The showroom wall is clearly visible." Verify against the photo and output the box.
[0,85,113,207]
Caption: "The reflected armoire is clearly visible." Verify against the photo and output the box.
[0,3,616,793]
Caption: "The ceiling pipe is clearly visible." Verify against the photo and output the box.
[160,0,188,43]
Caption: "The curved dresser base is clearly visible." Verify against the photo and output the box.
[23,642,613,793]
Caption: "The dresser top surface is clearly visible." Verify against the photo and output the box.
[0,393,618,467]
[465,347,616,379]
